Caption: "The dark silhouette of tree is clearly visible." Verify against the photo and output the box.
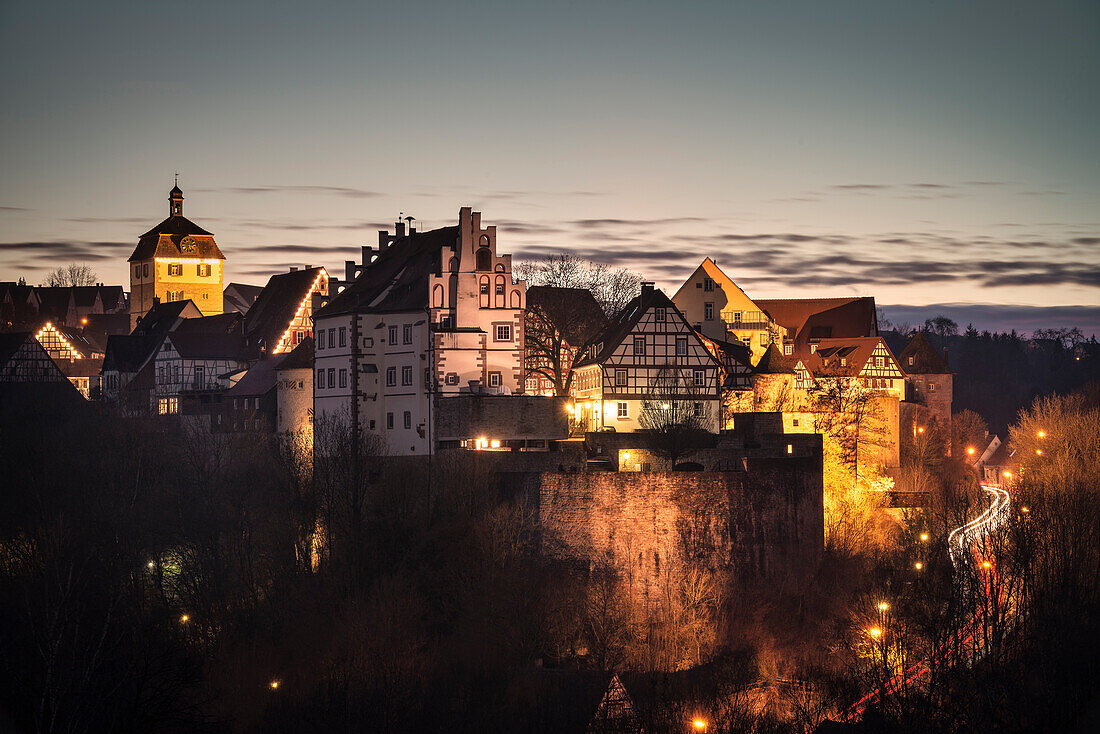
[639,367,712,467]
[44,263,98,287]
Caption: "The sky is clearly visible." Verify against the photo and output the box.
[1,1,1098,333]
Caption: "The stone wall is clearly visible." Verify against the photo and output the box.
[532,459,823,606]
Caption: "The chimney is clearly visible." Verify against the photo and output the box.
[395,220,405,238]
[641,281,655,296]
[289,266,298,272]
[378,230,389,248]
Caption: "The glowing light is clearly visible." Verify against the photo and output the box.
[1035,449,1042,456]
[35,322,82,360]
[1037,430,1046,438]
[80,317,88,325]
[878,602,889,612]
[920,533,929,542]
[270,680,280,690]
[967,447,976,455]
[476,437,488,449]
[868,627,882,639]
[154,257,221,265]
[693,719,707,731]
[622,452,631,461]
[661,403,670,410]
[1021,506,1030,513]
[1003,471,1012,478]
[982,561,992,569]
[566,404,574,413]
[918,426,924,433]
[273,269,328,354]
[179,614,190,624]
[914,562,923,570]
[489,439,501,449]
[147,561,155,569]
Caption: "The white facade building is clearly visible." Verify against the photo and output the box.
[313,208,526,456]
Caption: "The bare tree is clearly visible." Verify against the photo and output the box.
[523,287,606,396]
[807,371,890,488]
[950,409,989,458]
[44,263,98,287]
[639,367,713,467]
[514,254,641,317]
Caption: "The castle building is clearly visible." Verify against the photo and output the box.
[313,208,529,455]
[570,282,722,433]
[897,332,953,426]
[128,185,226,329]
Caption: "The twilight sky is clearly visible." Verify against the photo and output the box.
[1,1,1098,332]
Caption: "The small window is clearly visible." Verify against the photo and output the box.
[655,308,666,322]
[440,314,453,330]
[480,281,489,295]
[676,337,687,356]
[339,369,347,388]
[792,418,800,427]
[403,325,412,344]
[615,369,627,386]
[489,371,502,387]
[446,373,459,386]
[404,411,412,429]
[840,357,847,367]
[197,264,211,277]
[339,327,347,347]
[386,412,394,429]
[143,263,149,278]
[876,356,885,368]
[495,324,512,342]
[810,344,818,353]
[327,368,335,388]
[402,365,413,385]
[704,303,714,320]
[693,402,704,418]
[135,266,141,278]
[784,344,793,356]
[617,402,628,419]
[495,282,504,295]
[703,278,714,292]
[328,329,335,349]
[369,419,376,430]
[386,367,397,387]
[633,336,645,355]
[928,382,935,391]
[388,325,398,344]
[169,263,182,277]
[908,356,915,366]
[693,369,705,386]
[317,335,325,350]
[787,444,793,455]
[364,337,374,348]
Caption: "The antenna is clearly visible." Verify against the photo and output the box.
[174,171,179,186]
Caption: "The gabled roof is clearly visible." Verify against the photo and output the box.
[174,311,242,335]
[44,323,104,358]
[754,343,795,374]
[798,336,894,377]
[225,355,281,398]
[756,296,877,357]
[128,215,223,262]
[102,334,152,373]
[132,299,201,337]
[223,283,264,314]
[316,225,460,317]
[245,268,325,350]
[0,332,31,369]
[70,286,102,308]
[898,331,952,375]
[165,332,249,361]
[573,285,707,369]
[276,336,314,370]
[526,286,607,348]
[34,288,72,321]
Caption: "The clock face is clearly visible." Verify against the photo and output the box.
[180,236,198,253]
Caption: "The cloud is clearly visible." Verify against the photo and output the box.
[0,240,130,263]
[195,185,383,198]
[0,206,32,212]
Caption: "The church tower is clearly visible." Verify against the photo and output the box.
[128,183,226,329]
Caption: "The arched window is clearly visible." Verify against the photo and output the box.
[448,257,459,273]
[476,247,492,272]
[495,263,505,272]
[494,275,506,307]
[432,284,444,308]
[479,276,490,308]
[510,289,522,309]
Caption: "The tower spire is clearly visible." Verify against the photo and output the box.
[169,176,184,216]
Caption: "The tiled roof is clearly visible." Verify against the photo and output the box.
[48,323,104,358]
[166,332,249,360]
[799,336,892,377]
[276,336,314,370]
[898,331,952,375]
[102,334,152,373]
[573,286,700,368]
[0,332,31,369]
[756,296,877,356]
[223,283,264,314]
[754,343,795,374]
[316,226,460,317]
[127,215,224,262]
[245,268,325,351]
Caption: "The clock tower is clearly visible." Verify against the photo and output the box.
[128,184,227,329]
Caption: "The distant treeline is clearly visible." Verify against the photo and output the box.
[884,317,1098,435]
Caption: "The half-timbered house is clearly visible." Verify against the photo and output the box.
[523,286,607,397]
[570,282,722,433]
[34,321,105,397]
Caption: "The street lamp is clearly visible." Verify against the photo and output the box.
[179,614,190,624]
[914,562,923,571]
[868,627,882,639]
[269,680,280,690]
[967,447,976,456]
[920,533,929,542]
[692,718,708,732]
[1035,449,1042,456]
[1037,430,1046,439]
[878,602,889,612]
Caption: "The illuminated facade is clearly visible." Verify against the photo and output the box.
[128,185,226,329]
[571,282,722,433]
[244,267,328,355]
[34,321,105,397]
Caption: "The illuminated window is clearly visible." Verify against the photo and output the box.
[908,356,915,366]
[169,263,182,277]
[197,264,211,277]
[402,366,413,386]
[784,344,793,355]
[386,367,396,387]
[495,325,511,342]
[617,402,628,418]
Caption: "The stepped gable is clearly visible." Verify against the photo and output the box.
[316,225,460,317]
[898,331,952,374]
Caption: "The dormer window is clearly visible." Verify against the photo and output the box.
[810,344,817,353]
[840,357,847,367]
[908,356,915,366]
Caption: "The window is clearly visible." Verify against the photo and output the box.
[315,368,324,387]
[328,329,335,349]
[386,366,397,387]
[403,325,412,344]
[402,366,413,385]
[810,344,818,353]
[476,247,492,271]
[369,419,376,430]
[784,344,793,356]
[327,368,335,388]
[617,402,628,419]
[439,314,453,330]
[495,324,512,342]
[339,369,347,388]
[169,263,182,276]
[388,325,398,344]
[704,303,714,320]
[194,366,205,389]
[703,278,714,292]
[143,263,149,277]
[317,334,325,350]
[633,336,645,355]
[480,280,489,294]
[363,337,374,348]
[386,412,394,429]
[404,411,412,429]
[732,311,742,323]
[339,327,347,347]
[875,356,885,368]
[446,373,459,386]
[197,264,211,277]
[655,308,666,322]
[840,357,847,367]
[787,444,793,455]
[135,266,141,278]
[792,418,800,427]
[615,369,627,386]
[489,371,502,387]
[908,356,915,366]
[676,337,687,356]
[495,281,504,295]
[928,382,935,391]
[693,369,705,386]
[295,330,305,344]
[693,402,704,418]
